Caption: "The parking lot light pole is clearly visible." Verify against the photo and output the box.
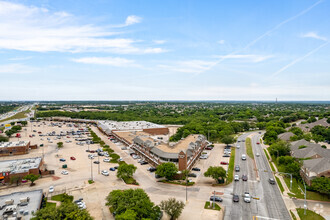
[213,190,215,209]
[90,158,93,181]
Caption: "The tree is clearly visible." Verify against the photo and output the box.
[19,121,28,126]
[204,166,227,183]
[116,209,137,220]
[32,201,93,220]
[106,189,161,219]
[160,198,185,220]
[24,174,40,186]
[311,177,330,195]
[5,130,13,137]
[327,117,330,124]
[156,163,178,180]
[10,176,21,186]
[10,122,15,126]
[117,163,137,179]
[221,135,235,146]
[57,142,64,148]
[268,140,291,157]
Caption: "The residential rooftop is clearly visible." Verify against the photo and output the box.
[0,157,42,174]
[0,189,43,220]
[0,141,29,148]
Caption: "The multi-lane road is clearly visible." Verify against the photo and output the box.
[225,131,291,220]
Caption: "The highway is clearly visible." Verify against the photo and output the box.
[225,132,291,220]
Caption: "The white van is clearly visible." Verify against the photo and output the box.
[241,154,247,160]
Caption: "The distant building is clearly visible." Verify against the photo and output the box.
[0,141,30,157]
[0,189,43,219]
[297,118,329,132]
[0,157,44,184]
[290,140,330,185]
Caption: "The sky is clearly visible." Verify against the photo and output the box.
[0,0,329,101]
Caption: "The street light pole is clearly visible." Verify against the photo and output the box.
[303,181,307,215]
[90,158,93,181]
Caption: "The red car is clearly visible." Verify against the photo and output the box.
[70,157,76,160]
[256,142,260,145]
[220,161,229,165]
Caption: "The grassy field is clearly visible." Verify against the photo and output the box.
[51,193,73,203]
[46,202,57,208]
[283,177,329,201]
[297,208,325,220]
[226,147,236,184]
[204,201,221,211]
[0,109,31,122]
[275,176,284,193]
[245,138,254,159]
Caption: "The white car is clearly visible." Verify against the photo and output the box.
[49,186,54,193]
[256,153,260,157]
[61,170,69,175]
[244,192,251,203]
[236,145,240,149]
[132,154,139,159]
[241,154,247,160]
[77,201,86,209]
[101,170,109,176]
[200,155,208,159]
[234,174,239,181]
[103,158,110,162]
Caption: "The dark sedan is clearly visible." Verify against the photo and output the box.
[192,167,201,171]
[233,194,239,202]
[242,175,248,181]
[210,196,223,202]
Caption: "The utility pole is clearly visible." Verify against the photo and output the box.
[213,190,216,209]
[98,152,100,174]
[186,178,188,202]
[90,158,93,181]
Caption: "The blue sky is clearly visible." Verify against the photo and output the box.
[0,0,329,101]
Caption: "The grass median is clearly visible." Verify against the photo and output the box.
[275,176,284,193]
[226,147,235,184]
[245,137,254,159]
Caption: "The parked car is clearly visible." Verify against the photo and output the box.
[269,178,276,185]
[210,196,223,202]
[61,170,69,175]
[235,165,240,172]
[242,175,248,181]
[103,158,110,162]
[140,161,148,165]
[188,173,197,177]
[192,167,200,171]
[148,167,157,172]
[200,155,208,159]
[220,161,229,165]
[49,186,54,193]
[223,154,230,157]
[70,157,76,160]
[234,175,239,181]
[233,194,239,202]
[59,158,66,162]
[101,170,109,176]
[155,174,162,179]
[93,161,100,164]
[109,167,116,171]
[243,192,251,203]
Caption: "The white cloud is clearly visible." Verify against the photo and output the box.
[301,32,327,41]
[0,2,163,54]
[72,57,136,67]
[214,54,272,63]
[125,15,142,26]
[159,60,217,74]
[217,40,225,44]
[0,63,37,74]
[153,40,166,45]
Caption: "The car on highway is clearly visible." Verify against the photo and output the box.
[192,167,200,171]
[234,175,239,181]
[236,145,240,149]
[269,178,276,185]
[93,161,100,164]
[220,161,229,165]
[256,153,260,157]
[241,154,246,160]
[233,194,239,202]
[49,186,54,193]
[243,192,251,203]
[242,174,248,181]
[101,170,109,176]
[61,170,69,175]
[103,158,110,162]
[256,142,260,144]
[235,165,240,172]
[59,158,66,162]
[210,196,223,202]
[70,156,76,160]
